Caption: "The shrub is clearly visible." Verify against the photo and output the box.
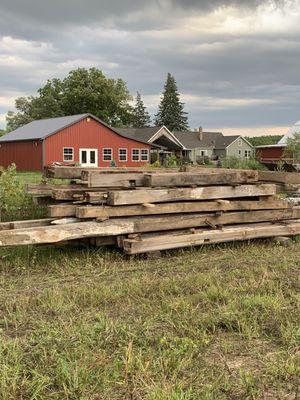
[0,164,45,221]
[222,156,265,170]
[165,154,178,168]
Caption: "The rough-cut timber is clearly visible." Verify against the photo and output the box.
[0,218,55,231]
[26,184,87,197]
[52,187,107,201]
[87,172,146,188]
[48,204,77,218]
[107,184,276,205]
[144,170,258,187]
[76,198,288,219]
[258,170,300,184]
[1,209,300,246]
[122,220,300,254]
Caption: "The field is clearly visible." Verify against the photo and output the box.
[0,171,299,399]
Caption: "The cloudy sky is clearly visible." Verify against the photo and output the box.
[0,0,300,135]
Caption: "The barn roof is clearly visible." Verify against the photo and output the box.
[0,113,152,146]
[277,120,300,145]
[0,114,90,142]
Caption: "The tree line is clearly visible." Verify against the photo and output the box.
[5,68,189,133]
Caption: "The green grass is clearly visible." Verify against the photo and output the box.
[0,241,299,399]
[17,172,43,185]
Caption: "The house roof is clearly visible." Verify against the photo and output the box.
[173,130,223,149]
[0,113,153,146]
[113,126,162,144]
[215,135,240,149]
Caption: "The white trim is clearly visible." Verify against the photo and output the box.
[118,148,127,162]
[141,148,149,161]
[131,148,140,162]
[147,126,185,149]
[79,148,98,167]
[103,148,113,162]
[63,147,74,162]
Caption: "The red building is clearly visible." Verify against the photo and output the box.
[0,114,153,171]
[256,144,285,169]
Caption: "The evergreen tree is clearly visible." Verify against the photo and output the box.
[132,92,151,127]
[155,73,188,131]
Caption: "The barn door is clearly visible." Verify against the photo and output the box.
[79,148,98,167]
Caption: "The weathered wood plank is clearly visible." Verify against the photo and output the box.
[76,198,289,219]
[0,218,55,231]
[26,184,86,197]
[107,184,276,205]
[48,204,77,217]
[87,172,146,188]
[52,187,107,201]
[1,208,300,246]
[258,170,300,184]
[144,170,258,187]
[122,220,300,254]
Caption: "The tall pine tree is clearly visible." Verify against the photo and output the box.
[155,73,188,131]
[132,92,151,128]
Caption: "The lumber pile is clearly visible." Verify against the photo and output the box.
[2,166,300,254]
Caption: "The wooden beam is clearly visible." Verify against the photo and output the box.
[122,220,300,254]
[26,184,86,197]
[0,218,55,231]
[144,170,258,187]
[76,198,289,219]
[52,187,107,201]
[48,203,77,217]
[107,184,276,205]
[87,172,146,188]
[258,170,300,184]
[1,208,300,246]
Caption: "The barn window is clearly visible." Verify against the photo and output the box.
[63,147,74,161]
[103,148,113,161]
[119,148,127,161]
[132,149,140,161]
[141,149,149,161]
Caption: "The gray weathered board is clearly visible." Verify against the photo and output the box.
[1,208,300,246]
[122,220,300,254]
[107,184,276,205]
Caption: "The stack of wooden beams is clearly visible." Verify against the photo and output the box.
[2,166,300,254]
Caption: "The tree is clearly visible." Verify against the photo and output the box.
[155,73,188,131]
[246,135,283,147]
[6,68,133,131]
[284,132,300,162]
[132,92,151,128]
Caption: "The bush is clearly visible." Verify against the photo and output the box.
[0,164,45,221]
[165,154,178,168]
[222,156,266,170]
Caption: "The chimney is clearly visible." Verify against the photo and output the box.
[198,126,203,141]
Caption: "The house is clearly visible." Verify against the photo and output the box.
[114,126,184,163]
[256,120,300,170]
[173,128,223,163]
[0,114,154,171]
[214,135,253,159]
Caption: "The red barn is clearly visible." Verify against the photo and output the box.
[0,114,153,171]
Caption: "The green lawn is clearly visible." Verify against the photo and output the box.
[0,241,299,399]
[17,171,43,184]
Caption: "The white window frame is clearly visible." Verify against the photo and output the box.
[103,148,113,162]
[245,150,252,158]
[141,149,149,162]
[132,148,140,162]
[119,148,127,162]
[63,147,74,162]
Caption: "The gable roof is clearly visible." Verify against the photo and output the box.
[277,120,300,145]
[0,113,152,146]
[0,114,89,142]
[113,126,162,144]
[173,130,223,149]
[215,135,253,149]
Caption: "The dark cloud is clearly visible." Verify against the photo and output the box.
[0,0,299,130]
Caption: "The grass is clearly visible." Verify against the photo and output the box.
[17,171,43,185]
[0,241,299,399]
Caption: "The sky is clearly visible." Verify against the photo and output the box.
[0,0,299,136]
